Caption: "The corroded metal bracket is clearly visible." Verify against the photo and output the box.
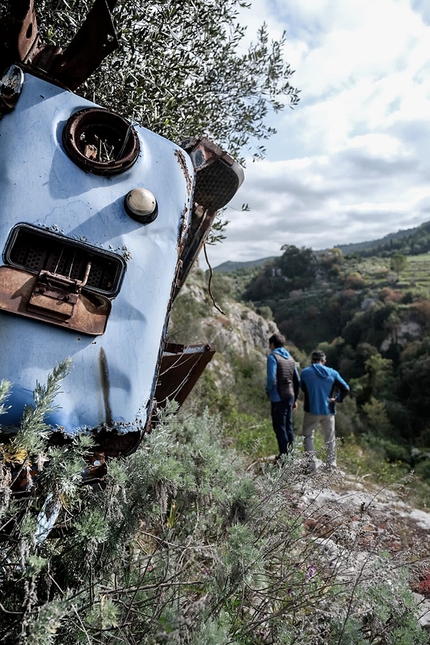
[38,0,119,91]
[155,343,216,409]
[175,138,245,296]
[0,0,42,71]
[0,0,119,91]
[0,224,125,335]
[0,266,111,335]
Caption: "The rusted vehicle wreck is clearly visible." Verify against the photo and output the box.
[0,1,243,465]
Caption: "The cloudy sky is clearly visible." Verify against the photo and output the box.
[203,0,430,268]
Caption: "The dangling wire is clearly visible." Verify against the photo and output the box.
[203,243,225,315]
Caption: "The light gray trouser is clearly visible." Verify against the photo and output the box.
[302,412,336,470]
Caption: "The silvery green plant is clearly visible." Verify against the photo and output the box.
[29,0,300,163]
[0,366,428,643]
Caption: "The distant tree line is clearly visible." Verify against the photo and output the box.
[350,221,430,258]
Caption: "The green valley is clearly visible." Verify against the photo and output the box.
[174,230,430,493]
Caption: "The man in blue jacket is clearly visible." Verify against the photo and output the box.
[266,333,300,457]
[300,350,349,472]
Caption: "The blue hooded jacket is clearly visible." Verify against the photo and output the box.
[266,347,300,403]
[300,363,349,415]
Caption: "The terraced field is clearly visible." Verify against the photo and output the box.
[348,254,430,292]
[402,254,430,290]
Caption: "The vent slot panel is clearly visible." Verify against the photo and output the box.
[5,226,125,297]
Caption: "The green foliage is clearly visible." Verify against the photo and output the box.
[256,305,273,321]
[10,359,72,457]
[344,271,365,289]
[206,213,230,247]
[187,368,236,418]
[0,380,11,416]
[332,396,363,439]
[351,354,394,407]
[410,299,430,330]
[390,253,408,278]
[229,355,268,415]
[415,459,430,481]
[167,291,212,344]
[34,0,300,159]
[209,274,235,306]
[1,367,428,644]
[243,246,317,303]
[277,245,316,287]
[191,352,281,457]
[364,432,411,465]
[224,410,277,457]
[397,338,430,437]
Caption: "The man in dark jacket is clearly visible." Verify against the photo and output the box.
[300,350,349,471]
[266,333,300,457]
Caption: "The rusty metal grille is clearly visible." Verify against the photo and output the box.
[5,225,125,296]
[193,161,242,211]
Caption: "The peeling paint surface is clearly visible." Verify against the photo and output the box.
[0,72,195,434]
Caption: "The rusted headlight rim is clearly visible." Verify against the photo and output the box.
[62,107,140,176]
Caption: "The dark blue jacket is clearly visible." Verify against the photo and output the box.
[300,363,349,415]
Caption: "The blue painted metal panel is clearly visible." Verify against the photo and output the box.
[0,72,194,435]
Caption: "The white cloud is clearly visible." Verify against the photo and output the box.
[203,0,430,268]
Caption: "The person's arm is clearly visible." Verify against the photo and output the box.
[333,373,350,403]
[293,366,300,400]
[266,354,277,395]
[300,373,312,413]
[292,366,300,410]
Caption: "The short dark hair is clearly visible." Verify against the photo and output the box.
[269,333,285,348]
[311,350,326,363]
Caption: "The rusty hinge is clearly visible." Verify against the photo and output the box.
[27,264,91,321]
[27,261,91,320]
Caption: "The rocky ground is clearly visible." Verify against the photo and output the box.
[302,466,430,627]
[251,455,430,629]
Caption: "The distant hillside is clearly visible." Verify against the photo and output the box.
[215,221,430,271]
[214,256,276,273]
[334,225,420,255]
[350,220,430,257]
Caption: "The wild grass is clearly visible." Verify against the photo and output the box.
[0,366,429,643]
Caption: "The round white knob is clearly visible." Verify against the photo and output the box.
[125,188,157,223]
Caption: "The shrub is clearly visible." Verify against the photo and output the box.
[257,306,273,321]
[345,272,365,289]
[0,367,428,644]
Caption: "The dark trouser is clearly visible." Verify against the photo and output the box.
[271,397,295,455]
